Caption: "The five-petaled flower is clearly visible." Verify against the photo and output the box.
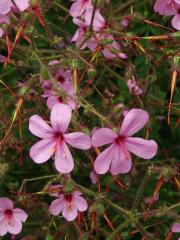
[50,190,88,221]
[29,103,91,173]
[0,198,28,236]
[92,108,158,175]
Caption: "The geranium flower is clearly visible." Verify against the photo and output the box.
[70,0,92,17]
[47,68,77,110]
[29,103,91,173]
[40,65,77,110]
[50,190,88,221]
[0,198,28,236]
[127,77,143,95]
[87,34,127,59]
[92,109,158,175]
[154,0,180,30]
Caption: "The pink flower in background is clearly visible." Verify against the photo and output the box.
[29,103,91,173]
[50,191,88,221]
[72,18,88,49]
[171,223,180,232]
[70,0,92,17]
[90,170,98,184]
[92,109,158,175]
[84,8,106,31]
[154,0,180,30]
[87,34,127,59]
[0,198,28,236]
[46,68,77,110]
[40,66,77,110]
[127,77,143,95]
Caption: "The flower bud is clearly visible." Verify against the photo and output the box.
[87,68,96,78]
[63,182,74,194]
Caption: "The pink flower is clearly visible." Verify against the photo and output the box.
[29,103,91,173]
[70,0,92,17]
[127,77,143,95]
[84,8,106,31]
[50,191,88,221]
[171,223,180,232]
[0,198,28,236]
[40,65,77,110]
[46,69,77,110]
[154,0,180,30]
[87,34,127,59]
[92,109,158,175]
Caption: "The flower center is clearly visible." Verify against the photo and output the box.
[64,194,73,211]
[64,194,73,202]
[5,209,12,216]
[5,209,13,224]
[58,97,63,103]
[115,136,129,160]
[57,76,65,83]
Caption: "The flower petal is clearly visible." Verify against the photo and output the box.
[49,197,64,216]
[120,109,149,137]
[29,115,53,138]
[0,198,13,210]
[62,205,78,221]
[172,13,180,30]
[0,219,8,236]
[154,0,177,15]
[14,0,29,11]
[7,217,22,235]
[13,208,28,222]
[0,0,13,15]
[50,103,72,133]
[73,196,88,212]
[54,141,74,173]
[30,138,56,164]
[70,0,85,17]
[47,96,60,109]
[110,144,132,175]
[94,144,115,174]
[64,132,91,149]
[92,128,117,147]
[172,223,180,233]
[124,137,158,159]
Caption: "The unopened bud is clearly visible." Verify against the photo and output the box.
[87,68,96,78]
[63,182,74,194]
